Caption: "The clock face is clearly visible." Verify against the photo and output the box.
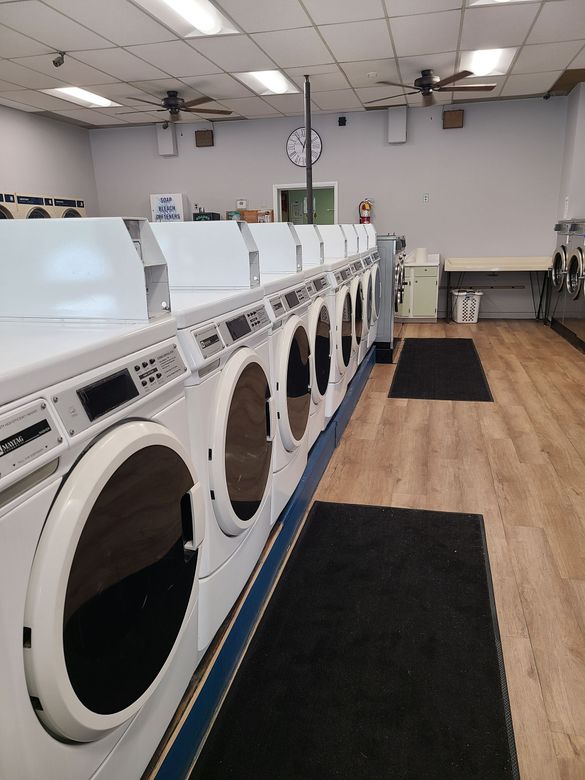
[286,127,322,167]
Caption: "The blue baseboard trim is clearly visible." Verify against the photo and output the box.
[156,346,375,780]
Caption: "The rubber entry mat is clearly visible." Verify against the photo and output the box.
[389,338,493,401]
[190,503,518,779]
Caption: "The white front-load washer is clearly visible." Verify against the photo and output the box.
[151,220,275,651]
[0,217,205,780]
[247,223,312,522]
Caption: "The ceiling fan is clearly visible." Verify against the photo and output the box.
[366,69,497,107]
[118,90,233,124]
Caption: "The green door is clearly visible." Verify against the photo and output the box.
[281,187,334,224]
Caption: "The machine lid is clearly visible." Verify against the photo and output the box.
[23,421,204,743]
[309,299,331,403]
[566,248,584,300]
[276,317,310,451]
[209,347,273,534]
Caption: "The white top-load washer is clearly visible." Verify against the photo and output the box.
[363,223,382,349]
[0,218,205,780]
[247,222,312,522]
[318,225,358,419]
[294,224,334,447]
[150,220,274,652]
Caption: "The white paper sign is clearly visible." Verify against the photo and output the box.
[150,193,186,222]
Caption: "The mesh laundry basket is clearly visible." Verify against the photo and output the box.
[451,289,483,323]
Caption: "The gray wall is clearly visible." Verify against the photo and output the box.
[558,83,585,220]
[0,105,99,214]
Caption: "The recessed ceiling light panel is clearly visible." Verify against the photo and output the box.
[459,48,517,76]
[133,0,238,37]
[467,0,536,6]
[234,71,300,96]
[42,87,121,108]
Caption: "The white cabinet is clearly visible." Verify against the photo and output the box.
[397,265,439,321]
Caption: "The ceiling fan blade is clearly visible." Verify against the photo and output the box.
[116,108,166,114]
[422,93,436,107]
[124,96,162,107]
[447,83,497,92]
[184,106,233,115]
[183,95,214,108]
[364,90,419,105]
[376,79,416,90]
[435,70,473,88]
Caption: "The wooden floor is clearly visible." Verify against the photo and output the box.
[314,321,585,780]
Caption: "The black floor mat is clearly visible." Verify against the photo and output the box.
[389,338,493,401]
[190,502,518,780]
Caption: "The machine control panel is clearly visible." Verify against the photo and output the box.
[372,250,380,262]
[54,343,187,435]
[363,255,373,267]
[306,275,330,296]
[335,267,352,284]
[268,286,310,319]
[194,324,224,360]
[0,400,63,483]
[219,305,270,346]
[351,260,364,272]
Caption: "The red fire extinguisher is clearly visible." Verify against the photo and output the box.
[359,198,373,224]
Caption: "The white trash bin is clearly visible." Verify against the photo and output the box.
[451,289,483,323]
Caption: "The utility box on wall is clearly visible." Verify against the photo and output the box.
[443,110,464,129]
[156,123,178,156]
[387,106,407,144]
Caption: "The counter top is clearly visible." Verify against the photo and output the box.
[445,256,551,272]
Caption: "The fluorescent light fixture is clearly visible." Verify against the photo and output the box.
[234,70,299,96]
[132,0,238,37]
[42,87,121,108]
[468,0,534,5]
[460,48,517,76]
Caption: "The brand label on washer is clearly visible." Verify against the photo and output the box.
[0,400,62,481]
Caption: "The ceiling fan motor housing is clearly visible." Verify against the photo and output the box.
[415,69,441,94]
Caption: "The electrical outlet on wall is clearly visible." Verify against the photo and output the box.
[423,193,430,203]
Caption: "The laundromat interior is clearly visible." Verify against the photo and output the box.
[2,1,585,778]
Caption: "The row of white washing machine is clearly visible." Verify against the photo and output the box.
[0,216,380,780]
[0,192,86,219]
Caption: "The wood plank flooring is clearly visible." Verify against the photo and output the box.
[314,321,585,780]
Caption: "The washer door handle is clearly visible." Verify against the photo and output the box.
[265,395,276,442]
[181,483,205,559]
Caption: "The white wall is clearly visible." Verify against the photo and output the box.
[0,105,98,214]
[558,83,585,220]
[90,97,566,256]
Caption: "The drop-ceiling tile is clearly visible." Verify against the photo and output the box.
[461,5,540,50]
[43,0,177,46]
[385,0,462,15]
[0,60,65,89]
[12,54,114,85]
[0,78,25,90]
[287,68,349,91]
[340,59,401,88]
[569,46,585,69]
[113,111,162,123]
[313,89,362,109]
[513,41,584,74]
[261,93,309,113]
[215,0,310,32]
[0,1,112,50]
[73,48,168,81]
[451,74,505,98]
[528,0,585,45]
[219,96,281,116]
[398,52,457,84]
[319,20,393,62]
[500,71,563,96]
[192,34,274,71]
[0,94,40,110]
[4,89,74,110]
[0,24,52,57]
[251,28,332,68]
[390,10,460,57]
[52,107,128,124]
[82,82,150,102]
[355,86,407,105]
[130,78,203,99]
[303,0,385,25]
[127,41,220,77]
[180,73,253,98]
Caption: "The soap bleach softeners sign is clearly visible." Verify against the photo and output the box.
[150,193,189,222]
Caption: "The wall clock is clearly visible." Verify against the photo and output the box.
[286,127,322,167]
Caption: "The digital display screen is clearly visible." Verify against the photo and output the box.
[200,333,220,349]
[0,419,51,457]
[341,269,351,280]
[227,314,251,341]
[77,369,139,421]
[314,277,326,291]
[285,290,299,308]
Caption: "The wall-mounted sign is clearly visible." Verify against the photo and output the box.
[150,193,189,222]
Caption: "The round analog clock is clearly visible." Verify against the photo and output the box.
[286,127,322,167]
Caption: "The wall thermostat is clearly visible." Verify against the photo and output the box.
[236,199,248,209]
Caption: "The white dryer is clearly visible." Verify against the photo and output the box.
[16,194,52,218]
[0,192,17,218]
[151,220,274,652]
[295,224,334,448]
[0,218,205,780]
[247,222,312,522]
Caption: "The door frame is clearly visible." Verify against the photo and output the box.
[272,181,339,223]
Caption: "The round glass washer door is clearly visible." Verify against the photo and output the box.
[352,277,364,346]
[336,287,353,374]
[365,272,373,327]
[371,264,382,320]
[23,420,204,743]
[276,316,311,452]
[209,347,274,535]
[0,205,13,219]
[566,248,584,299]
[63,208,81,218]
[27,207,50,218]
[551,247,567,292]
[309,298,332,403]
